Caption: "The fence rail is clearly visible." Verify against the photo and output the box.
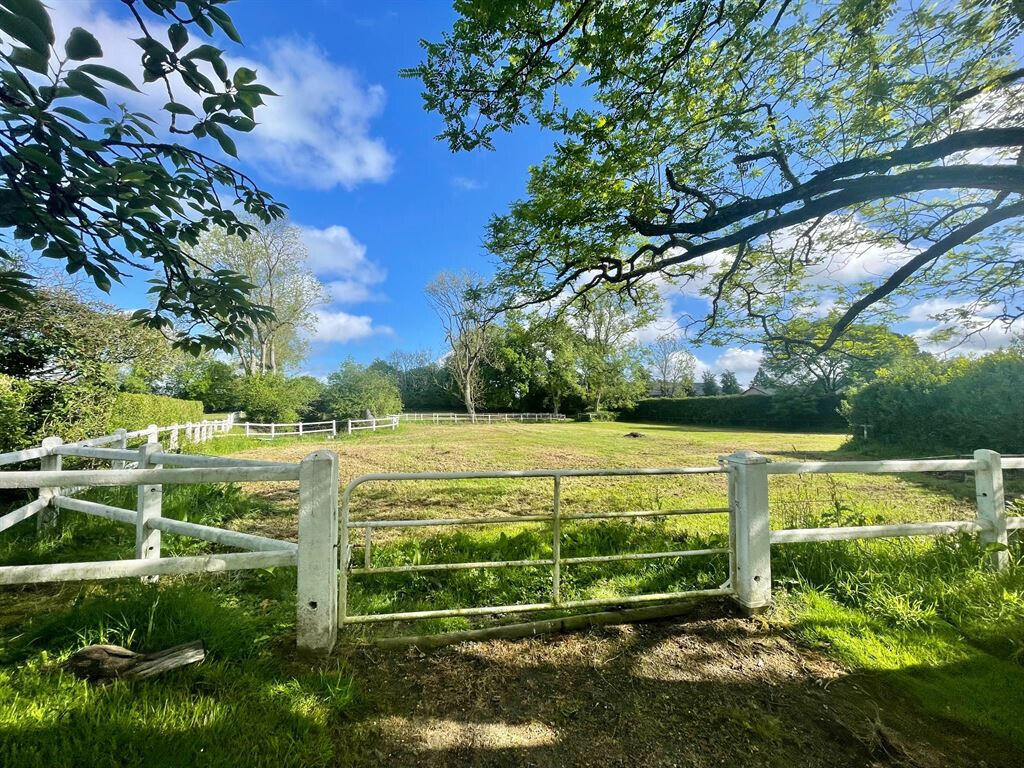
[338,449,1024,628]
[0,420,339,654]
[397,412,568,423]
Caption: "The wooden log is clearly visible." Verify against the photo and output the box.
[371,600,711,651]
[63,640,205,683]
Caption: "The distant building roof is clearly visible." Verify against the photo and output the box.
[742,385,776,396]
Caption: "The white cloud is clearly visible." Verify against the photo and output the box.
[451,176,483,190]
[312,310,392,343]
[695,348,763,386]
[47,2,393,190]
[233,39,393,189]
[299,224,383,280]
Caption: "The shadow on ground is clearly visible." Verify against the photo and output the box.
[338,600,1016,768]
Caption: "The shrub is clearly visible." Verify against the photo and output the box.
[626,392,846,430]
[845,350,1024,453]
[107,393,204,433]
[315,360,402,420]
[237,374,318,423]
[0,374,31,453]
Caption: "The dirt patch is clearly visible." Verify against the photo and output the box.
[338,602,994,767]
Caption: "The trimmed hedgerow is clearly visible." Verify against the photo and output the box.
[107,392,204,433]
[625,393,846,431]
[845,350,1024,454]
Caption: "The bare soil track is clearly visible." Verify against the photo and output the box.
[337,600,1008,768]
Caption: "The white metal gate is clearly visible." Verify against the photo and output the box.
[337,462,750,627]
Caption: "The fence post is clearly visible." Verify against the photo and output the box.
[297,451,339,654]
[136,442,162,582]
[347,419,352,435]
[186,421,193,443]
[148,424,158,446]
[975,449,1008,571]
[169,425,179,452]
[552,475,561,605]
[299,422,304,436]
[113,428,128,469]
[37,436,62,532]
[331,420,337,437]
[271,423,276,439]
[727,451,772,614]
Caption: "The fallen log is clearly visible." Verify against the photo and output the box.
[371,599,715,651]
[63,640,205,683]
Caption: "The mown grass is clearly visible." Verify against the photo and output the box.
[1,420,1022,765]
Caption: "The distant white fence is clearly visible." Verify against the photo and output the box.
[398,412,568,424]
[345,416,399,434]
[229,420,338,439]
[0,421,338,654]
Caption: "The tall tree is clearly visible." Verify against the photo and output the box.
[0,0,285,352]
[571,287,654,410]
[426,271,497,415]
[760,316,920,393]
[536,315,584,415]
[701,370,721,396]
[411,1,1024,351]
[648,334,696,396]
[191,221,327,374]
[719,370,741,395]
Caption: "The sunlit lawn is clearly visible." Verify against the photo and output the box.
[1,421,1021,766]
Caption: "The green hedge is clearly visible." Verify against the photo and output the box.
[625,393,847,431]
[0,376,204,451]
[107,392,204,433]
[845,351,1024,453]
[0,374,31,453]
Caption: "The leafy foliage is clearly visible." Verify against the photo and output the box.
[107,391,203,433]
[411,0,1024,349]
[700,370,720,396]
[237,373,319,423]
[167,356,240,412]
[845,348,1024,452]
[758,316,920,394]
[629,393,847,431]
[0,372,29,452]
[719,370,741,395]
[315,359,402,420]
[0,0,286,352]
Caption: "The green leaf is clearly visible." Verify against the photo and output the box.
[168,22,188,52]
[232,67,257,87]
[163,101,196,116]
[64,26,102,60]
[7,45,49,74]
[208,6,242,44]
[206,123,237,157]
[53,105,92,123]
[0,7,50,54]
[0,0,54,45]
[77,63,140,92]
[65,69,107,105]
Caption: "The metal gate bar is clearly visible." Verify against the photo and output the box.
[339,466,731,626]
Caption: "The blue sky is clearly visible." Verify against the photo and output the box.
[45,1,1014,385]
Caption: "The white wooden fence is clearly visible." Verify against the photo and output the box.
[398,412,568,424]
[229,420,338,439]
[0,422,339,654]
[4,434,1021,655]
[339,449,1023,627]
[344,415,399,434]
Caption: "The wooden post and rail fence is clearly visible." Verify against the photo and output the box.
[1,416,1021,656]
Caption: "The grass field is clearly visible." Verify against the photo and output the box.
[1,421,1022,766]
